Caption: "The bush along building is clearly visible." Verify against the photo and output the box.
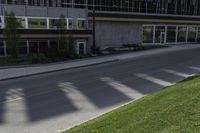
[0,0,200,57]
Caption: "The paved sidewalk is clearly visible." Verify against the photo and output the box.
[0,45,200,80]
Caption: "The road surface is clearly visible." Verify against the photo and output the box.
[0,47,200,133]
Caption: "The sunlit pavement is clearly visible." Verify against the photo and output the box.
[0,46,200,133]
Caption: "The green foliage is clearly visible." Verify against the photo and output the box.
[28,53,50,64]
[64,74,200,133]
[57,14,76,58]
[57,14,66,29]
[3,11,21,59]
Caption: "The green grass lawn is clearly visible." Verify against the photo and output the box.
[64,74,200,133]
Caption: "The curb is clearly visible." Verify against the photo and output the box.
[59,95,146,133]
[1,45,200,81]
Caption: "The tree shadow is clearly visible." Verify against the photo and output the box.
[63,77,132,109]
[24,87,77,122]
[0,91,5,124]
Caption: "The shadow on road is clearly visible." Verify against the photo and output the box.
[0,48,200,124]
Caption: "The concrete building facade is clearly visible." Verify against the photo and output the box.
[0,0,200,57]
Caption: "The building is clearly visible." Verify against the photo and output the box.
[0,0,200,57]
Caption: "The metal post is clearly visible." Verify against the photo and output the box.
[92,0,96,55]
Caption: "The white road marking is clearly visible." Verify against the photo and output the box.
[100,77,145,99]
[4,88,28,123]
[190,66,200,71]
[136,73,174,87]
[59,82,97,110]
[163,69,192,78]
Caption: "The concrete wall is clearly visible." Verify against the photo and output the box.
[92,21,143,49]
[0,4,143,51]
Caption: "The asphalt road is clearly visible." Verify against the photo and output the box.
[0,47,200,133]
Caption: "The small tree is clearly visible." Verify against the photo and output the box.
[57,14,74,58]
[66,33,75,57]
[58,14,67,55]
[3,11,21,58]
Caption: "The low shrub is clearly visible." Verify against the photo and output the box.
[28,53,50,64]
[123,44,140,48]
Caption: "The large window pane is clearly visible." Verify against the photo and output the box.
[77,19,86,30]
[49,19,59,29]
[19,41,27,55]
[155,26,165,43]
[177,26,187,42]
[17,18,26,29]
[28,18,47,29]
[39,41,49,54]
[29,41,49,54]
[29,41,39,53]
[49,19,67,29]
[68,19,73,29]
[188,26,197,42]
[143,26,154,43]
[167,26,176,43]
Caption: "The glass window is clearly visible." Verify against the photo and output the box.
[167,26,176,43]
[28,18,47,29]
[49,18,67,29]
[49,40,59,53]
[19,41,27,55]
[0,41,5,56]
[29,41,39,53]
[143,26,154,43]
[187,26,197,42]
[155,26,165,43]
[17,18,26,29]
[77,19,86,30]
[68,19,73,29]
[39,41,49,54]
[177,26,187,42]
[49,19,60,29]
[29,41,49,54]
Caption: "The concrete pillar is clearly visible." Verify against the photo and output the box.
[186,26,189,43]
[175,26,178,44]
[25,17,28,29]
[1,17,5,28]
[37,41,40,53]
[48,40,50,48]
[27,40,29,54]
[164,26,167,44]
[47,18,49,29]
[153,26,155,44]
[195,27,198,43]
[3,41,7,57]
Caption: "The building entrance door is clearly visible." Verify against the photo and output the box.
[160,32,166,44]
[77,41,86,55]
